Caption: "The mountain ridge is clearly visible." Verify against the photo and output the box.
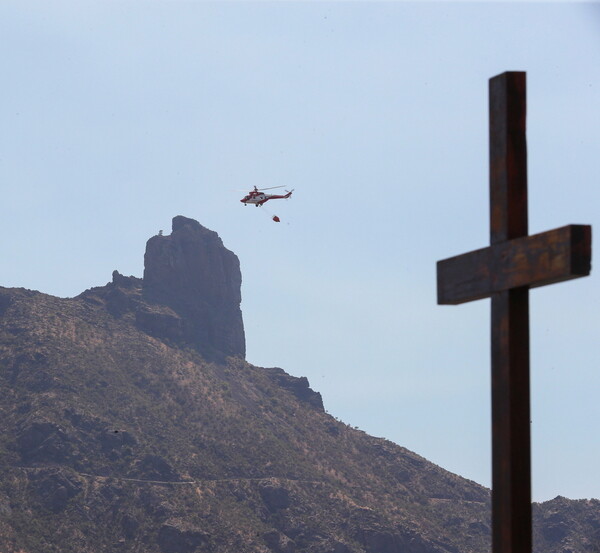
[0,217,598,553]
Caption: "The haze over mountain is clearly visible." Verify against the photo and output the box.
[0,216,598,553]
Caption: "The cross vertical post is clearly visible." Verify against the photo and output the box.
[489,72,531,552]
[436,71,592,553]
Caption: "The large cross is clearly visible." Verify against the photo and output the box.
[436,71,592,552]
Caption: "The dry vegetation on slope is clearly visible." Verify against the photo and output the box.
[0,218,598,553]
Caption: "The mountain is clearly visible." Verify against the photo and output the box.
[0,216,598,553]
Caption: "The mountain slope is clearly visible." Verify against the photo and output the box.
[0,217,597,553]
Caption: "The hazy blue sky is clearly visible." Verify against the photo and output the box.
[1,1,599,502]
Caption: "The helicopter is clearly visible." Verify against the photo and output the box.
[240,186,294,207]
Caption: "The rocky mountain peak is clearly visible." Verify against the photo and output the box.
[140,216,245,359]
[171,214,204,233]
[81,216,245,360]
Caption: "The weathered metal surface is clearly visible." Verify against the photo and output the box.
[437,224,592,305]
[436,71,592,553]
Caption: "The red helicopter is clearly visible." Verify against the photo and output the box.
[240,186,294,207]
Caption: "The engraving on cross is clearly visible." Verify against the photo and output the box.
[436,72,591,552]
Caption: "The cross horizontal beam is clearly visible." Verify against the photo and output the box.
[437,224,591,305]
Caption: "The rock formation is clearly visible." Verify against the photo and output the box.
[140,216,245,359]
[81,216,245,360]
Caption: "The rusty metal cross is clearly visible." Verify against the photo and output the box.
[436,72,591,552]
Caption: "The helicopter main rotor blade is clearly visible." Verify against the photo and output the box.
[257,185,286,191]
